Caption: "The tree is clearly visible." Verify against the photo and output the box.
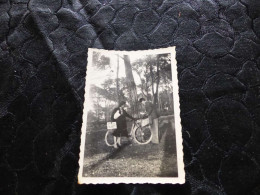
[92,51,110,69]
[116,54,120,103]
[123,55,138,116]
[132,58,150,98]
[132,54,172,114]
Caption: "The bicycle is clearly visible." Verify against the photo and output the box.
[105,118,152,146]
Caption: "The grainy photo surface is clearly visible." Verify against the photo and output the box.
[78,47,184,184]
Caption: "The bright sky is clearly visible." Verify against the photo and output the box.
[85,53,154,112]
[87,54,143,87]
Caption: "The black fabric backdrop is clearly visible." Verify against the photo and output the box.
[0,0,260,194]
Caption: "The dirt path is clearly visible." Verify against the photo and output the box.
[83,117,177,177]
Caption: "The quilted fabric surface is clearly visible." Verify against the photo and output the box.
[0,0,260,194]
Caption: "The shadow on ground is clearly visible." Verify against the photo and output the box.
[83,118,178,177]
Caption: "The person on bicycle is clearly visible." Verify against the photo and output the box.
[111,101,136,148]
[138,97,159,143]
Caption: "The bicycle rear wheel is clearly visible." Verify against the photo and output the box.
[134,126,152,145]
[105,130,114,146]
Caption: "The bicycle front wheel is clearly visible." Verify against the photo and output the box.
[134,126,152,145]
[105,130,114,146]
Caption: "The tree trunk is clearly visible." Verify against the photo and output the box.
[123,55,138,116]
[155,56,160,106]
[168,89,173,110]
[116,54,120,103]
[149,61,155,102]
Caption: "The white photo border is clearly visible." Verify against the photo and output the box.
[78,47,185,184]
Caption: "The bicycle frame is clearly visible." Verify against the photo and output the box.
[105,119,152,147]
[129,120,142,137]
[130,119,152,144]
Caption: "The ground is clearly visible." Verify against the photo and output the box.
[83,117,178,177]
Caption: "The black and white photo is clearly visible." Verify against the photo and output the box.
[78,47,184,184]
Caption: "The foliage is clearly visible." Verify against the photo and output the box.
[89,53,174,121]
[132,54,172,103]
[92,51,110,70]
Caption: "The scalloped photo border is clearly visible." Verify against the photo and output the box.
[78,47,185,184]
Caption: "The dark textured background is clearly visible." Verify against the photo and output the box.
[0,0,260,194]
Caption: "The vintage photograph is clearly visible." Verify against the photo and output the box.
[78,47,185,184]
